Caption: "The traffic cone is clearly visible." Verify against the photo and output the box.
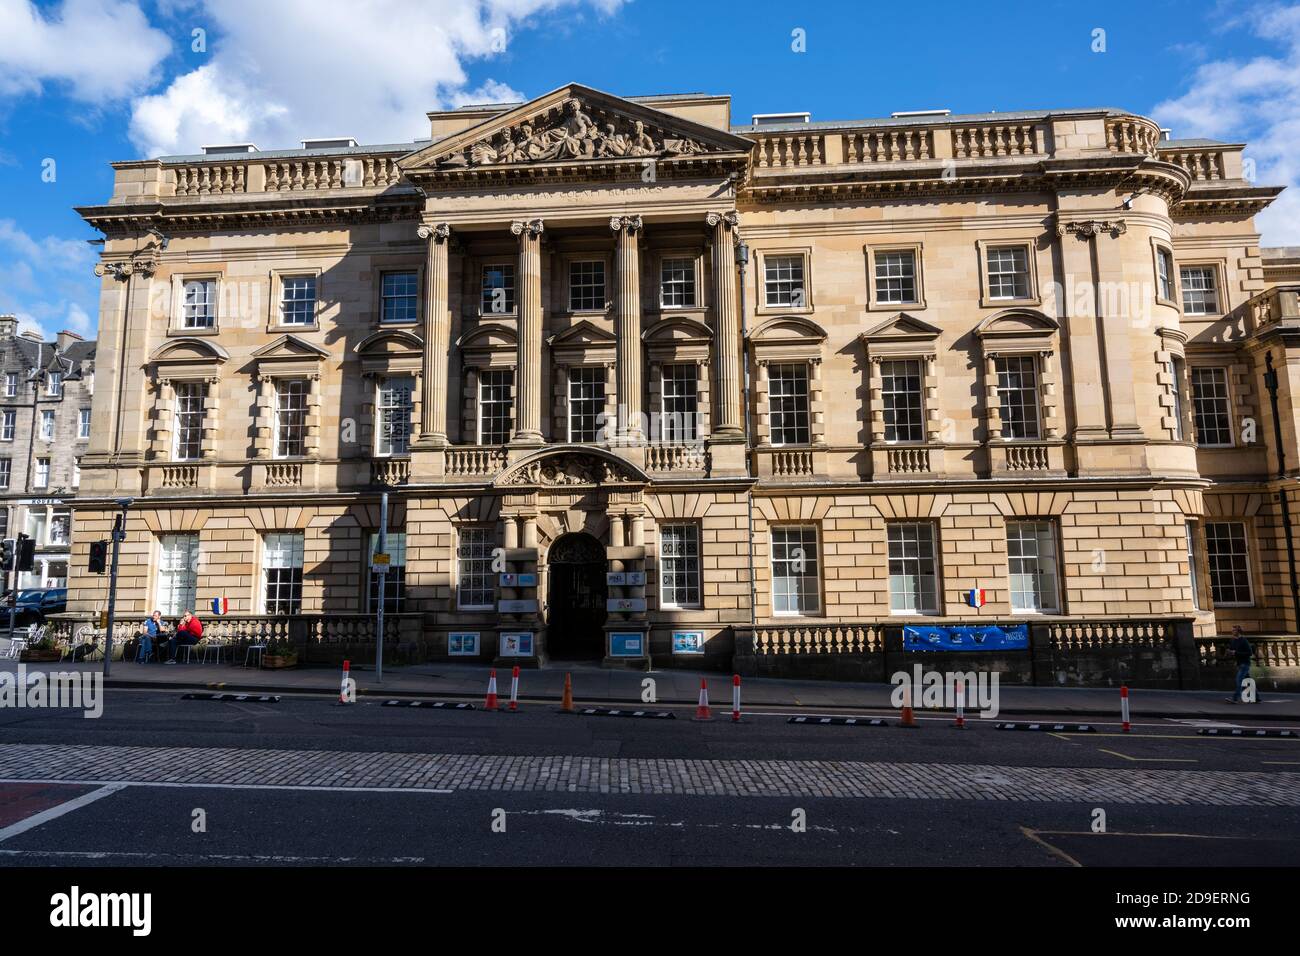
[1120,685,1131,733]
[731,674,742,723]
[900,684,918,728]
[484,669,499,711]
[338,660,352,705]
[694,678,713,721]
[508,665,520,713]
[953,679,966,729]
[560,672,574,713]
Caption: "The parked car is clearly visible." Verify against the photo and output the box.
[6,588,67,629]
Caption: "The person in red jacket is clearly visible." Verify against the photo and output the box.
[166,610,203,663]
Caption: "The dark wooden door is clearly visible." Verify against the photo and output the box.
[546,534,607,659]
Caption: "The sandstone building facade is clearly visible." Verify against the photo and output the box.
[67,84,1299,669]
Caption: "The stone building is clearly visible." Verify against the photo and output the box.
[66,84,1299,669]
[0,316,96,589]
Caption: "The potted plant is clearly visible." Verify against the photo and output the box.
[262,639,299,669]
[20,635,61,663]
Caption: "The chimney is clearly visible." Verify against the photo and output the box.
[56,330,83,352]
[0,315,16,338]
[19,330,43,343]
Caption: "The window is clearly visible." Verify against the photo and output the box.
[279,275,317,326]
[568,367,605,442]
[767,363,810,446]
[481,264,516,315]
[375,376,413,456]
[0,459,10,490]
[771,525,820,615]
[994,355,1041,440]
[182,278,216,329]
[881,359,925,443]
[274,380,309,458]
[764,254,806,307]
[34,458,49,488]
[0,410,12,441]
[262,533,304,615]
[1156,247,1175,302]
[569,260,605,312]
[660,364,698,443]
[4,373,15,398]
[659,524,701,608]
[478,369,513,445]
[1205,522,1253,606]
[78,408,91,439]
[1006,520,1060,612]
[456,527,496,610]
[660,257,696,308]
[40,410,54,441]
[157,534,199,616]
[888,523,940,614]
[367,532,406,614]
[380,272,419,324]
[874,250,918,305]
[49,510,70,546]
[1190,367,1232,446]
[986,246,1030,300]
[24,510,46,543]
[46,372,62,397]
[72,458,80,487]
[1180,266,1219,315]
[1169,356,1187,441]
[173,382,206,461]
[1185,521,1201,611]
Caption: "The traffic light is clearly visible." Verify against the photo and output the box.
[0,538,12,573]
[89,539,109,574]
[15,534,35,574]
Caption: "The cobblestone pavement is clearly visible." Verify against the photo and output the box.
[2,743,1298,805]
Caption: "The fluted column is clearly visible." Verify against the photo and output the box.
[417,222,451,445]
[511,218,545,444]
[708,211,743,438]
[612,215,644,442]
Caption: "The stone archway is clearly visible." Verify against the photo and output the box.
[545,532,607,659]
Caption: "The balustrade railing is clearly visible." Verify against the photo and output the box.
[646,443,707,472]
[952,124,1039,158]
[750,624,884,656]
[172,163,247,196]
[1161,148,1226,182]
[886,446,931,474]
[765,448,814,478]
[846,128,935,163]
[160,464,200,488]
[1003,443,1051,472]
[754,133,826,168]
[445,446,508,478]
[264,462,303,487]
[371,457,411,485]
[1106,117,1162,156]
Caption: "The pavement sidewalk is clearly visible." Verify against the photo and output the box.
[3,649,1296,721]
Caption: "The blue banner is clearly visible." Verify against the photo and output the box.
[903,624,1029,652]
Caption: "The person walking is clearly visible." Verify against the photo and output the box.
[166,609,202,663]
[1226,625,1255,703]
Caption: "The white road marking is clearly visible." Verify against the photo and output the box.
[0,778,451,795]
[0,848,428,864]
[0,783,126,843]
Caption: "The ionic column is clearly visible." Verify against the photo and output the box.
[708,211,742,437]
[417,222,451,445]
[612,215,644,442]
[511,219,545,443]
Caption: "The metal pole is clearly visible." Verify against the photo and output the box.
[1264,353,1300,631]
[375,491,388,682]
[6,538,15,638]
[736,239,758,629]
[102,498,132,678]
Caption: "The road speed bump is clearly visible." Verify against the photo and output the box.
[182,693,281,703]
[788,716,890,727]
[1198,727,1296,738]
[576,707,675,719]
[995,722,1095,732]
[382,699,475,710]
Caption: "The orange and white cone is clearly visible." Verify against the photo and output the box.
[900,684,918,728]
[694,678,712,721]
[731,674,742,723]
[953,679,966,729]
[339,660,352,704]
[1120,685,1131,733]
[484,669,499,711]
[560,672,574,713]
[508,665,520,713]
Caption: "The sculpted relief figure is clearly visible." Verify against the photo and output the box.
[539,99,599,160]
[628,120,657,156]
[595,122,629,157]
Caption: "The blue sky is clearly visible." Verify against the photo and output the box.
[2,0,1298,341]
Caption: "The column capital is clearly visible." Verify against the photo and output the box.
[706,210,740,230]
[417,222,451,242]
[510,218,545,238]
[609,214,643,234]
[1055,217,1127,240]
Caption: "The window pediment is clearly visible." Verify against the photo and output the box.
[459,322,518,370]
[750,315,827,364]
[354,329,424,356]
[975,309,1058,343]
[859,312,942,346]
[252,334,331,362]
[148,337,231,367]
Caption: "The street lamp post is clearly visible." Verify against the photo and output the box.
[102,497,133,677]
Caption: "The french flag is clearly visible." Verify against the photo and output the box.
[211,596,228,615]
[966,589,986,609]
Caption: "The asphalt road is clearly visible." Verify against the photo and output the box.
[1,687,1298,867]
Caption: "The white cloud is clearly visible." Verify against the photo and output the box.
[127,0,626,157]
[0,219,98,341]
[1154,3,1300,245]
[0,0,172,101]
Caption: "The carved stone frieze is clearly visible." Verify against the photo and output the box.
[499,452,640,487]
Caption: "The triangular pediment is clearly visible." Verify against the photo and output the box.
[859,312,943,344]
[252,334,331,361]
[546,320,617,348]
[401,84,752,178]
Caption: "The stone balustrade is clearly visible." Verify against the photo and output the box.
[1105,116,1162,156]
[846,128,935,163]
[646,443,707,472]
[1161,148,1227,181]
[886,446,931,475]
[371,456,411,486]
[753,132,826,167]
[165,151,406,199]
[172,163,247,196]
[951,123,1039,157]
[444,446,508,479]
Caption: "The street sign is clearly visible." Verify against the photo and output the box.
[371,553,391,567]
[500,572,537,587]
[498,599,538,614]
[606,597,646,613]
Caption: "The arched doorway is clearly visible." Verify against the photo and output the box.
[546,532,607,659]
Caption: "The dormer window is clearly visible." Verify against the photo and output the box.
[46,371,63,397]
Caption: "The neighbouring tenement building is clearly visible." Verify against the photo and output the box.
[63,84,1300,678]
